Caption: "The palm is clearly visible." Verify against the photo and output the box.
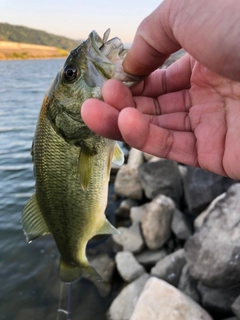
[82,55,240,179]
[117,56,240,179]
[187,61,240,178]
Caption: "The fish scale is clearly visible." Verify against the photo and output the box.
[35,103,111,255]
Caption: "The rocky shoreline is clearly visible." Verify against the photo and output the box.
[89,147,240,320]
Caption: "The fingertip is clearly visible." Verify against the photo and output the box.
[82,99,122,141]
[81,99,97,126]
[102,79,135,110]
[118,108,149,150]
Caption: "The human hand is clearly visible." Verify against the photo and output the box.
[82,0,240,180]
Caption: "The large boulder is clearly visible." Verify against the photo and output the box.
[232,295,240,319]
[130,277,213,320]
[138,158,182,203]
[185,184,240,287]
[141,194,175,250]
[151,249,186,286]
[178,263,200,303]
[108,273,150,320]
[197,282,240,317]
[182,166,235,214]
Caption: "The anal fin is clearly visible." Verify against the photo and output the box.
[96,218,120,236]
[21,194,50,243]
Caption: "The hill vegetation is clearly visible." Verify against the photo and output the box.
[0,23,80,51]
[0,41,69,60]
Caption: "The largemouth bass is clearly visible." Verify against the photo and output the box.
[21,29,142,283]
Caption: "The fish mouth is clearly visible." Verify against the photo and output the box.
[88,29,145,86]
[89,28,128,63]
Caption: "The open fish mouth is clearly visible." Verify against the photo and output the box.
[88,29,144,85]
[89,28,128,63]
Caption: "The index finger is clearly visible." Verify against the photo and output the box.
[131,53,192,97]
[123,0,240,81]
[123,2,181,76]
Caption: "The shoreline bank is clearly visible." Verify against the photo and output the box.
[0,40,69,60]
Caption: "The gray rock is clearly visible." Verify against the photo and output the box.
[232,295,240,319]
[89,253,116,297]
[178,164,188,178]
[108,273,150,320]
[143,153,156,161]
[112,222,145,253]
[182,166,235,214]
[135,249,168,268]
[185,184,240,287]
[130,277,213,320]
[90,253,115,283]
[141,195,175,250]
[114,164,143,199]
[115,251,145,282]
[138,158,182,203]
[130,204,146,223]
[171,208,192,240]
[127,148,144,167]
[116,198,139,219]
[178,263,200,303]
[114,148,143,200]
[197,282,240,316]
[151,249,186,286]
[194,193,226,231]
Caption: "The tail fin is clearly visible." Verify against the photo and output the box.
[59,258,102,283]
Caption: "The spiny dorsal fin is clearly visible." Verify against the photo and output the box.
[78,144,96,192]
[112,143,124,166]
[96,218,120,236]
[21,194,50,243]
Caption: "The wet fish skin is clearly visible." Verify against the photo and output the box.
[21,29,143,283]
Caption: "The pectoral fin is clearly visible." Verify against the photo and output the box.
[112,143,124,166]
[21,194,50,243]
[30,140,35,162]
[78,144,96,192]
[96,218,120,235]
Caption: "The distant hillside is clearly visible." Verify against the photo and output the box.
[0,23,80,51]
[0,41,69,60]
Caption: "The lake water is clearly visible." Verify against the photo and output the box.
[0,59,119,320]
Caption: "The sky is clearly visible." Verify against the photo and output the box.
[0,0,162,44]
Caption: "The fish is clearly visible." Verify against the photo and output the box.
[21,29,143,283]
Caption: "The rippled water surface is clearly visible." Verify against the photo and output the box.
[0,59,115,320]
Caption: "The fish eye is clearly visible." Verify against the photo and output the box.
[63,65,78,82]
